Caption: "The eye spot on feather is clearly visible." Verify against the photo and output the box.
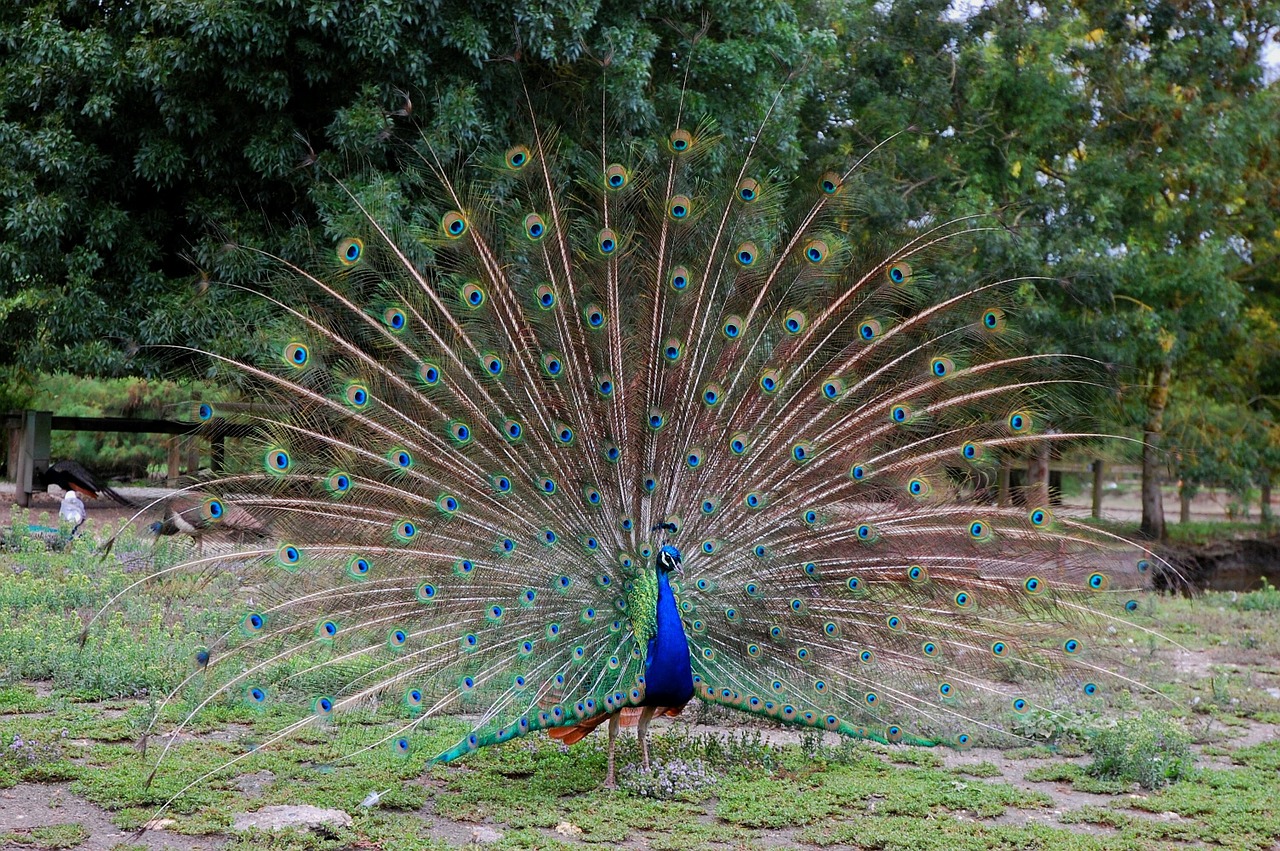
[1008,411,1033,433]
[523,213,547,241]
[277,544,301,567]
[344,383,370,409]
[202,497,225,519]
[448,421,472,444]
[461,283,486,309]
[605,163,629,190]
[442,210,468,238]
[505,145,531,169]
[418,362,441,386]
[265,448,291,474]
[337,237,363,266]
[283,342,310,368]
[382,307,406,330]
[348,556,372,579]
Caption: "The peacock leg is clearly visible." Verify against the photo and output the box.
[636,706,657,771]
[603,713,620,789]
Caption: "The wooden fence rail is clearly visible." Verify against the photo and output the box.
[3,410,256,506]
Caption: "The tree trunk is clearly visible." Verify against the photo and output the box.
[1140,361,1172,540]
[1026,441,1050,507]
[997,463,1011,508]
[1262,476,1273,524]
[1179,484,1191,524]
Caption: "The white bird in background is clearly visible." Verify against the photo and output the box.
[59,490,86,535]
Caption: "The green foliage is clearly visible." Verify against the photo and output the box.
[0,824,90,850]
[0,0,827,376]
[1088,712,1194,789]
[1227,579,1280,612]
[0,515,228,699]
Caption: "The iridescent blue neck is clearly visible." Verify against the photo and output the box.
[643,569,694,707]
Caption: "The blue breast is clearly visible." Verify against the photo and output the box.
[643,570,694,706]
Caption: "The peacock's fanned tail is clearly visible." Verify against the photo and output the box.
[92,115,1164,789]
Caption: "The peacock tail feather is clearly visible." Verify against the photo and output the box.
[89,101,1167,797]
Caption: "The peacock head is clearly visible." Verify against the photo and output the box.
[657,544,683,574]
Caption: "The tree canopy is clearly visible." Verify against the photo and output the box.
[3,0,1280,536]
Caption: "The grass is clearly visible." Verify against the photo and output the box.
[0,824,90,850]
[3,519,1280,849]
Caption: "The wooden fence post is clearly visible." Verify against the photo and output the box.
[166,438,181,487]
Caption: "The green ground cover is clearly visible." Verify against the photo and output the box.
[2,517,1280,850]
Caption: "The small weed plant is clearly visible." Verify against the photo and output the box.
[1088,711,1193,789]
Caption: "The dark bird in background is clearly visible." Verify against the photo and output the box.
[150,494,270,553]
[38,459,135,507]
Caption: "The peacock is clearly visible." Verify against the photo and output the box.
[148,493,271,554]
[85,101,1165,802]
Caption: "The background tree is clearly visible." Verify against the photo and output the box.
[0,0,829,379]
[817,0,1280,538]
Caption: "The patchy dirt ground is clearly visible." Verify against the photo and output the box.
[2,695,1277,850]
